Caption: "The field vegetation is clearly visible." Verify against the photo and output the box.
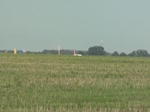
[0,54,150,112]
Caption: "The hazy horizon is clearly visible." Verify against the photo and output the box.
[1,0,150,53]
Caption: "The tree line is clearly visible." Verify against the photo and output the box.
[41,46,150,57]
[88,46,150,57]
[0,46,149,57]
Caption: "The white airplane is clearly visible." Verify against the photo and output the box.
[74,50,82,56]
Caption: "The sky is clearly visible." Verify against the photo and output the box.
[0,0,150,53]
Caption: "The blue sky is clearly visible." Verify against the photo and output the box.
[0,0,150,53]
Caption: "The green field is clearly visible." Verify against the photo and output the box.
[0,54,150,112]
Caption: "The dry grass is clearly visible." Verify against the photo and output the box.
[0,54,150,111]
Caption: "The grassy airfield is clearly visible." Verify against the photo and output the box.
[0,54,150,112]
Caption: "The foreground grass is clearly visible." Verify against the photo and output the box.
[0,54,150,112]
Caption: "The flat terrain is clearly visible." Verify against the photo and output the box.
[0,54,150,112]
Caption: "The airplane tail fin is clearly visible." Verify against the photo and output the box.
[74,50,76,56]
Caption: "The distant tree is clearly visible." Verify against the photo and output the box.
[120,52,127,56]
[112,51,119,56]
[128,51,136,56]
[128,50,149,57]
[88,46,105,55]
[42,49,51,54]
[136,50,149,57]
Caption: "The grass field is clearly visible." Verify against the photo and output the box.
[0,54,150,112]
